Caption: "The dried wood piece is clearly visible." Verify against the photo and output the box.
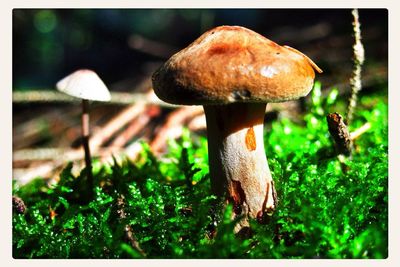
[327,112,371,156]
[187,114,207,132]
[13,90,177,107]
[13,148,66,161]
[117,195,146,257]
[13,147,124,163]
[13,147,125,185]
[327,112,352,155]
[150,106,204,154]
[15,161,63,185]
[350,122,371,140]
[110,105,160,148]
[89,90,156,151]
[13,109,77,149]
[346,9,365,125]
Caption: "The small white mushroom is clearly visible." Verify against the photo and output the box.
[56,69,110,193]
[56,69,111,102]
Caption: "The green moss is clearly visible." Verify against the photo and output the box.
[13,82,388,258]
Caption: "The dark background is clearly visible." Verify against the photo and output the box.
[13,9,388,92]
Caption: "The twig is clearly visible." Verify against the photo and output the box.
[13,90,178,108]
[13,147,124,162]
[327,113,352,155]
[89,90,156,151]
[124,225,146,257]
[15,161,64,185]
[98,141,146,166]
[13,109,77,150]
[350,122,371,140]
[13,148,68,162]
[150,106,204,154]
[187,114,207,132]
[346,9,365,125]
[327,112,371,156]
[117,195,146,257]
[110,105,160,148]
[13,147,124,185]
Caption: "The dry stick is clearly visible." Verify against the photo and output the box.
[346,9,365,125]
[99,141,146,165]
[350,122,371,140]
[15,149,87,185]
[327,112,371,156]
[116,195,146,257]
[13,147,124,162]
[89,90,155,152]
[327,113,353,156]
[13,146,129,185]
[150,106,204,154]
[13,148,66,161]
[187,114,207,132]
[327,10,365,157]
[109,116,148,148]
[16,160,66,185]
[110,105,160,148]
[13,90,177,108]
[13,109,78,150]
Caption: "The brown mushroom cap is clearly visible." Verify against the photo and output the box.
[152,25,322,105]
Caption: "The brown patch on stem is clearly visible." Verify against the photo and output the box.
[229,180,246,214]
[257,182,276,224]
[245,127,257,151]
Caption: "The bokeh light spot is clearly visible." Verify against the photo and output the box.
[34,10,57,33]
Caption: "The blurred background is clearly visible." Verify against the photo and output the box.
[12,9,388,183]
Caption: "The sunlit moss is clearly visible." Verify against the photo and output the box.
[12,84,388,259]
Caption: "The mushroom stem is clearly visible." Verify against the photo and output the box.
[81,99,93,191]
[204,103,276,231]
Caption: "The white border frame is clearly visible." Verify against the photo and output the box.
[1,1,399,266]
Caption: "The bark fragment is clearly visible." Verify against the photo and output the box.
[326,112,352,155]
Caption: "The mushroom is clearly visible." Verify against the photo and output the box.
[56,69,111,192]
[152,26,322,231]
